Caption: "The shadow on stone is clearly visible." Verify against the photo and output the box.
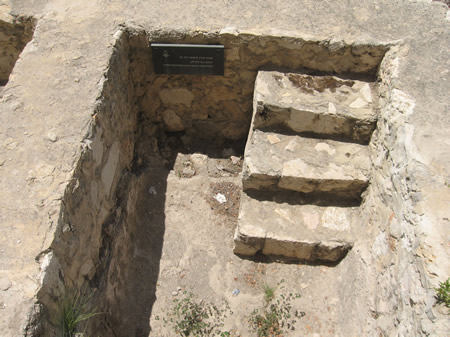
[235,249,350,267]
[244,188,363,207]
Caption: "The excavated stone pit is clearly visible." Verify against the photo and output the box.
[33,27,401,336]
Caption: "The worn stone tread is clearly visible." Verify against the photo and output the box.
[233,193,355,262]
[252,71,378,144]
[242,129,371,199]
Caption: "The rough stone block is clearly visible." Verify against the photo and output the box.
[233,193,354,262]
[253,71,378,144]
[159,88,194,107]
[242,130,371,199]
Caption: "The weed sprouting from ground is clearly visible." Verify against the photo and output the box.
[166,283,304,337]
[167,291,232,337]
[435,278,450,309]
[59,289,99,337]
[262,283,275,303]
[249,280,304,337]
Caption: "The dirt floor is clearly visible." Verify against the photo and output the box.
[129,152,350,337]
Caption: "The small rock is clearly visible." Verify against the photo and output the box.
[161,109,185,132]
[148,186,157,195]
[232,288,240,296]
[46,132,58,142]
[214,193,227,204]
[181,164,196,178]
[177,286,182,291]
[230,156,240,165]
[172,291,178,296]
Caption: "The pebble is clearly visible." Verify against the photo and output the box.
[230,156,240,165]
[214,193,227,204]
[172,291,178,296]
[46,132,58,142]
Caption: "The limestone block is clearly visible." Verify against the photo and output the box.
[242,130,371,199]
[233,193,355,262]
[161,109,185,132]
[207,85,236,101]
[252,71,378,144]
[159,88,194,107]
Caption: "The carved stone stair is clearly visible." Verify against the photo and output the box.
[252,71,377,144]
[233,71,377,263]
[234,193,355,262]
[242,129,371,202]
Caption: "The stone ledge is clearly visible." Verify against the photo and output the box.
[242,130,371,199]
[233,193,355,262]
[253,71,378,144]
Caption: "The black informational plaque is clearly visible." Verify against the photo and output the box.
[151,44,224,75]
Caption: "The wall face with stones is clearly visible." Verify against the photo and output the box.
[0,15,34,84]
[334,45,448,336]
[30,30,138,336]
[137,31,390,145]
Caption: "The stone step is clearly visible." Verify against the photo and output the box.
[252,71,377,144]
[233,193,355,262]
[242,130,371,200]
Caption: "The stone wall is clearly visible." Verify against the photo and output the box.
[0,14,34,84]
[138,30,392,145]
[31,29,138,336]
[343,44,447,336]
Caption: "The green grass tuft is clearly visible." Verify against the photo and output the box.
[60,289,99,337]
[435,278,450,309]
[262,283,275,303]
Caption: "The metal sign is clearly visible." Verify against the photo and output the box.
[151,43,224,76]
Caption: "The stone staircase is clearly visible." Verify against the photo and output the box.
[233,71,377,263]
